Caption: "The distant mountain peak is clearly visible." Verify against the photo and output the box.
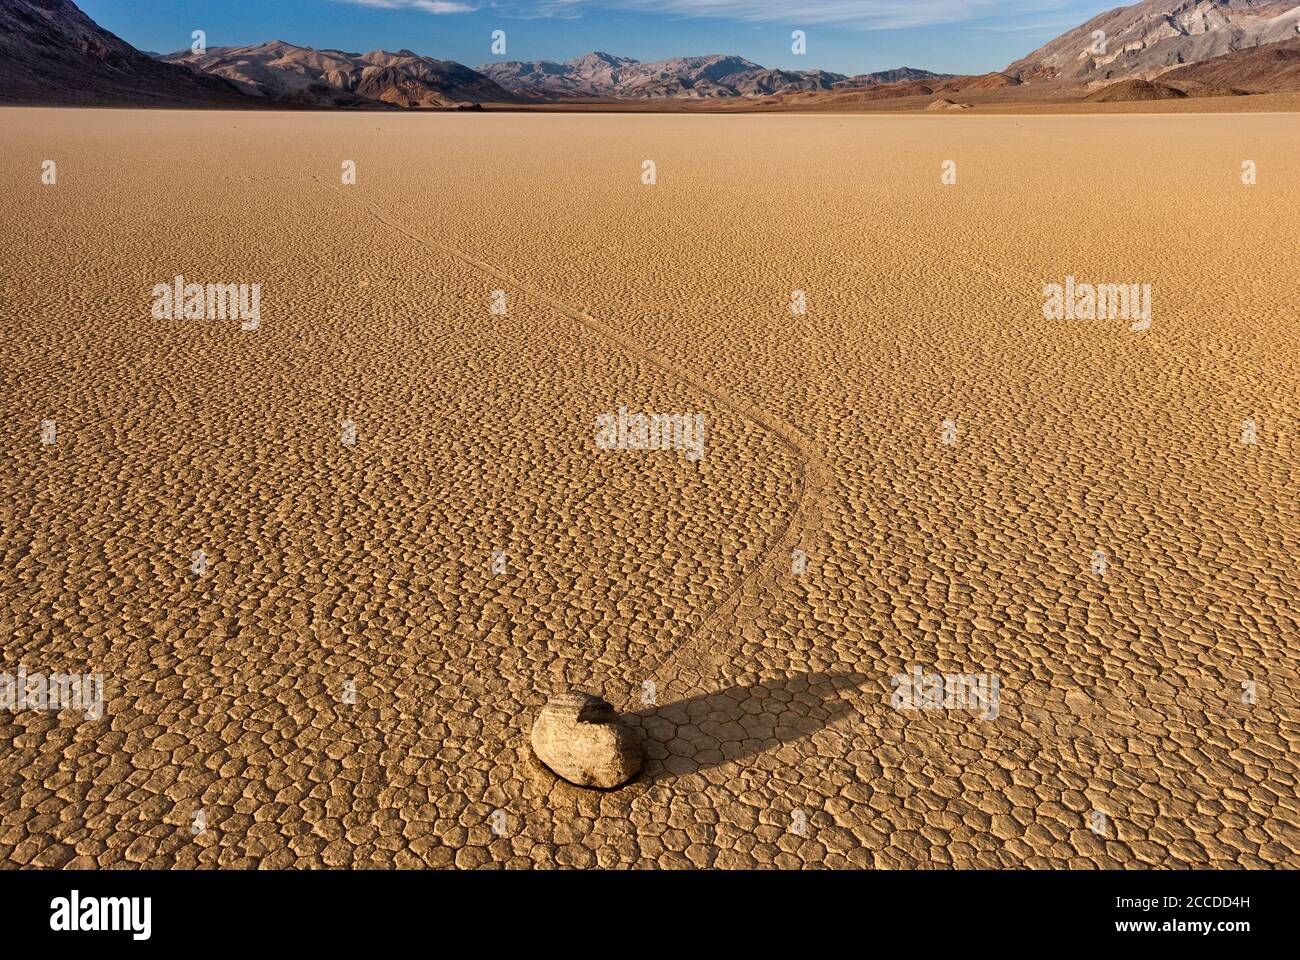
[570,51,637,66]
[833,67,955,88]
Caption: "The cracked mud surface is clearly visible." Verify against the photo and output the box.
[1,109,1297,868]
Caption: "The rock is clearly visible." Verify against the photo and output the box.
[530,691,644,788]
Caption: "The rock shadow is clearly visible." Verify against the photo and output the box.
[628,669,868,784]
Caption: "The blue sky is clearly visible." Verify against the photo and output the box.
[79,0,1119,75]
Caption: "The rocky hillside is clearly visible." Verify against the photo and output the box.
[1162,33,1300,87]
[1006,0,1300,84]
[0,0,252,106]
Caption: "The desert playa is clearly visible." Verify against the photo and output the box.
[1,106,1298,868]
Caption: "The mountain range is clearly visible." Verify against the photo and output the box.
[162,41,519,108]
[4,0,1300,109]
[477,51,951,99]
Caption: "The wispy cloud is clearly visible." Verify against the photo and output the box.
[342,0,477,13]
[332,0,1110,32]
[484,1,1089,31]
